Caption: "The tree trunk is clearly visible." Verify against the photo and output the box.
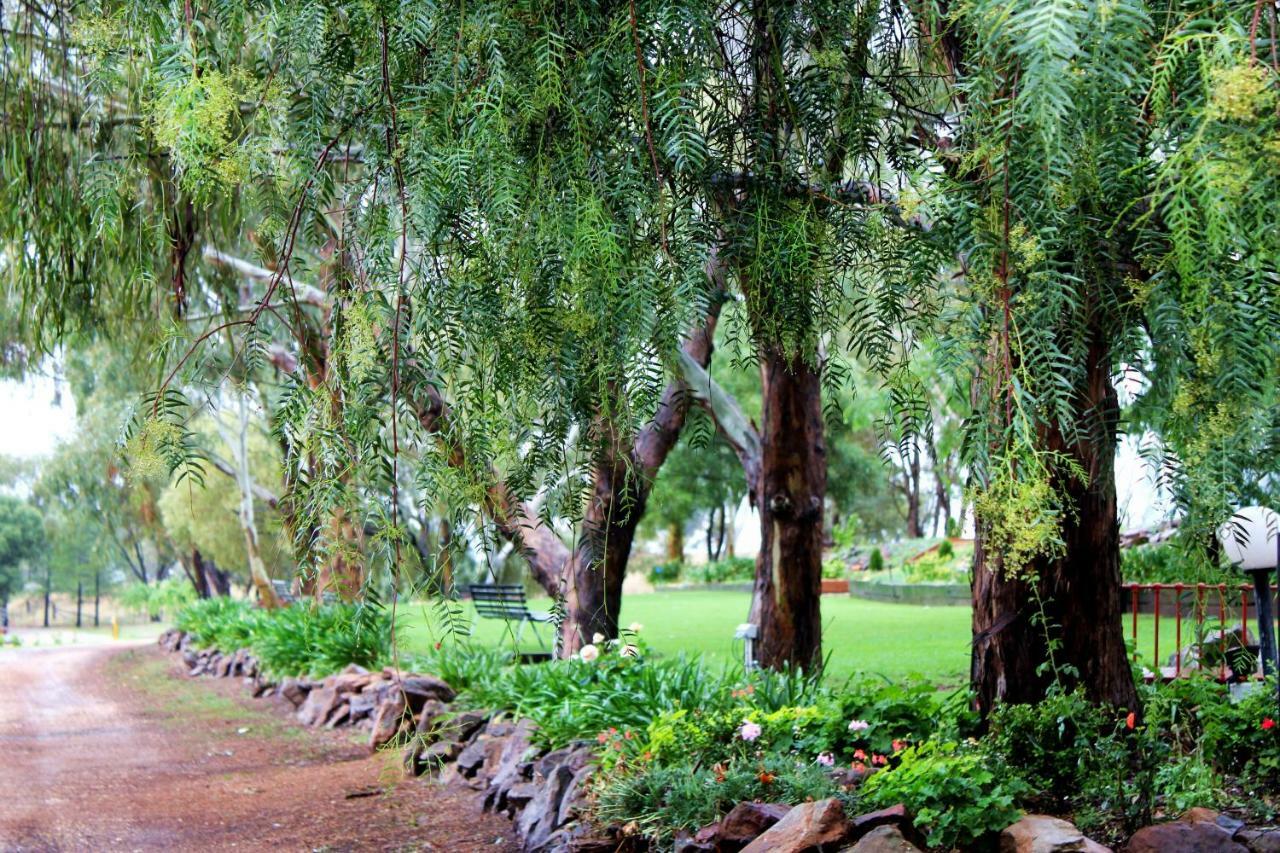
[667,522,684,564]
[560,444,647,655]
[971,334,1138,713]
[905,440,923,538]
[752,348,826,671]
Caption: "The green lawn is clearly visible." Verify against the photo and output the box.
[398,589,1195,686]
[398,590,975,684]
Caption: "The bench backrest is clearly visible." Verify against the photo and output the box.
[469,584,533,620]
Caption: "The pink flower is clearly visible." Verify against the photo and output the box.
[848,719,870,732]
[853,749,867,761]
[739,720,762,742]
[872,754,888,766]
[891,739,907,752]
[815,752,835,767]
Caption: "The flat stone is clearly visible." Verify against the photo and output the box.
[1127,821,1246,853]
[399,674,457,707]
[505,781,539,810]
[347,693,376,721]
[719,801,793,845]
[1000,815,1111,853]
[516,763,576,849]
[324,702,351,729]
[368,695,407,750]
[485,719,539,813]
[414,699,449,735]
[296,685,342,727]
[1237,828,1280,853]
[1183,809,1247,837]
[421,738,462,765]
[556,764,594,829]
[741,799,851,853]
[278,678,311,708]
[841,825,923,853]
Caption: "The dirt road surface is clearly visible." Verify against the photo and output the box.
[0,642,515,852]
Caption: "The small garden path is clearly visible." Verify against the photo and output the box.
[0,642,515,851]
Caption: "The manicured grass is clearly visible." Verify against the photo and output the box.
[397,589,1189,687]
[397,590,975,685]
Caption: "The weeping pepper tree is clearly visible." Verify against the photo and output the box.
[914,0,1280,712]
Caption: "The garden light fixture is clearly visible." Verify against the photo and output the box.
[1219,506,1280,690]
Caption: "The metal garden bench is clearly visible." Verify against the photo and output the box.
[468,584,554,652]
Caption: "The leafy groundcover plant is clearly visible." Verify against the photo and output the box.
[176,597,391,678]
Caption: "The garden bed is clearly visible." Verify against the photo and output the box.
[848,578,970,606]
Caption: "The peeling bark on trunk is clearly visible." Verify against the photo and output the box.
[752,348,826,671]
[971,334,1138,713]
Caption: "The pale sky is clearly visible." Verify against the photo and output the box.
[0,374,77,460]
[0,371,1167,533]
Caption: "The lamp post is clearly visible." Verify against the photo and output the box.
[1219,506,1279,693]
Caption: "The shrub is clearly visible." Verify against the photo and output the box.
[175,598,391,678]
[593,753,849,844]
[1121,543,1233,584]
[686,557,755,584]
[937,539,955,559]
[867,548,884,572]
[251,602,391,677]
[647,562,682,585]
[177,596,258,650]
[862,739,1030,849]
[821,558,847,580]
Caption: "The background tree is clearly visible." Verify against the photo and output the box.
[0,496,45,624]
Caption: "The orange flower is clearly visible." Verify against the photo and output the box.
[597,732,609,743]
[853,749,867,761]
[757,770,776,784]
[712,762,727,783]
[851,761,867,772]
[1125,712,1136,730]
[871,754,888,766]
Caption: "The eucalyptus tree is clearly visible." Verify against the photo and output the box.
[0,495,44,621]
[914,0,1280,710]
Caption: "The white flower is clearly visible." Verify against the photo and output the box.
[592,632,605,644]
[848,719,871,732]
[579,644,600,662]
[627,622,644,633]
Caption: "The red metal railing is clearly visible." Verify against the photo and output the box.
[1124,582,1279,682]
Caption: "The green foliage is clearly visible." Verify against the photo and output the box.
[862,739,1030,849]
[985,689,1137,827]
[0,496,44,599]
[593,754,849,844]
[177,596,260,651]
[646,562,682,586]
[684,557,754,584]
[1120,543,1234,585]
[867,548,884,573]
[118,578,197,620]
[174,599,391,678]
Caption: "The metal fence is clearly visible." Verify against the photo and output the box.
[1123,582,1279,682]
